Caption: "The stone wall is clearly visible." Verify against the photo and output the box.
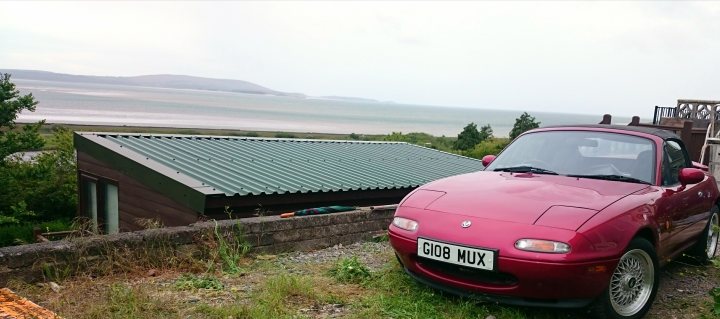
[0,208,394,286]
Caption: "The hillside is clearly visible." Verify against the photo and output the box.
[1,69,306,98]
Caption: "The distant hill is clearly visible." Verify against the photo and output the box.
[1,69,306,98]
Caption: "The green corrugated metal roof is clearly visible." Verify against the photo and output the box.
[86,133,484,196]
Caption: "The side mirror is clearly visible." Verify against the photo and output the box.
[482,155,496,167]
[692,161,709,171]
[679,168,704,186]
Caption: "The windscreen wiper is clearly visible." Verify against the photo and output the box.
[493,166,559,175]
[566,174,651,185]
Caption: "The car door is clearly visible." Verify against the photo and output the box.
[657,139,695,257]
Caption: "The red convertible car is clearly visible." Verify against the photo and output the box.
[389,125,720,319]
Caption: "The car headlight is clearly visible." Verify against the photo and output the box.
[515,239,570,253]
[392,217,418,232]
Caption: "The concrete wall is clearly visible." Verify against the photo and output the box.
[0,208,394,286]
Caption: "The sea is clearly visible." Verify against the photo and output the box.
[14,79,633,137]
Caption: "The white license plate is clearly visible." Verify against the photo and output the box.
[417,238,495,271]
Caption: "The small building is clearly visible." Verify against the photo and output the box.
[74,132,484,233]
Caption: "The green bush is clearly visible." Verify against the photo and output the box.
[330,256,371,284]
[465,138,510,160]
[0,219,72,246]
[0,128,77,227]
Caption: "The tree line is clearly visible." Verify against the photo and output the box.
[0,74,77,245]
[452,112,540,159]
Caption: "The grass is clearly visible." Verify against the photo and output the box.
[194,273,336,319]
[21,242,712,319]
[208,219,251,274]
[4,244,587,319]
[330,256,372,284]
[351,262,516,319]
[174,274,224,291]
[82,284,178,319]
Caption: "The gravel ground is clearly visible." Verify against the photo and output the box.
[276,241,392,272]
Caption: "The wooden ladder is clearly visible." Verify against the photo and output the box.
[699,104,720,179]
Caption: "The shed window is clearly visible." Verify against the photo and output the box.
[82,179,98,233]
[104,184,119,234]
[80,173,119,234]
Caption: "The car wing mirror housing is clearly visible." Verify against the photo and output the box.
[482,155,496,167]
[679,167,705,186]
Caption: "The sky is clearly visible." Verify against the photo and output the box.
[1,1,719,117]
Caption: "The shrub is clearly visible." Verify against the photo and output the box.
[0,127,77,225]
[465,138,510,160]
[0,219,72,247]
[330,256,371,284]
[205,218,251,274]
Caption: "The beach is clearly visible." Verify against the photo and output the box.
[15,79,635,137]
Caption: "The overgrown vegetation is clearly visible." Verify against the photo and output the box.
[0,73,78,246]
[195,273,336,319]
[174,274,224,291]
[710,287,720,317]
[206,211,251,274]
[87,284,178,319]
[454,122,492,151]
[11,240,713,319]
[711,233,720,318]
[0,218,72,246]
[330,256,372,284]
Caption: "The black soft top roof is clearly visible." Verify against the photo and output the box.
[539,124,680,140]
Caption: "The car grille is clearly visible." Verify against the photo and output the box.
[418,257,518,286]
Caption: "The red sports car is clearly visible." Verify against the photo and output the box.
[389,125,720,319]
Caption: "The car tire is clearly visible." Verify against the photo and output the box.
[589,238,659,319]
[687,205,720,264]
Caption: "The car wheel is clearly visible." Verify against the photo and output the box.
[590,238,659,319]
[688,205,720,263]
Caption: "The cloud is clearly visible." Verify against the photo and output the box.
[0,1,719,117]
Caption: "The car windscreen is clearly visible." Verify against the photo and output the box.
[486,131,656,184]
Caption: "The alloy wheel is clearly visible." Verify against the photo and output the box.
[707,212,719,260]
[609,249,655,317]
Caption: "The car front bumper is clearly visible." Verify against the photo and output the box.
[390,230,620,308]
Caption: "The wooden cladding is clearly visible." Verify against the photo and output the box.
[77,151,199,231]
